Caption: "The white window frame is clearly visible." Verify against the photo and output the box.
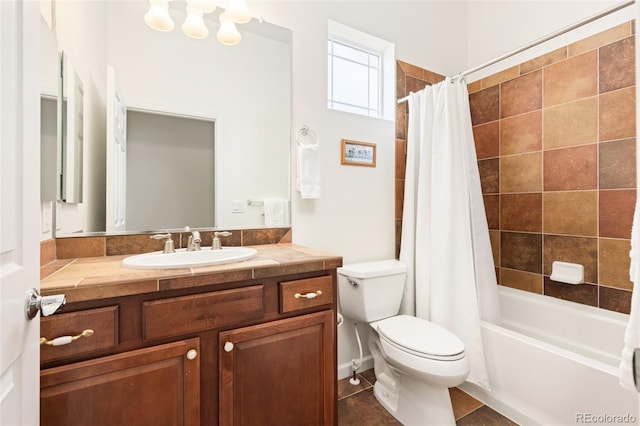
[328,37,382,118]
[327,20,395,121]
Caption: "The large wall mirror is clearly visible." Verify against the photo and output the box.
[41,0,291,237]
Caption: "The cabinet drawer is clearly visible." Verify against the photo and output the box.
[143,285,264,341]
[40,306,119,363]
[279,276,333,314]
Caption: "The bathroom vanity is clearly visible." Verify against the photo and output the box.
[39,243,341,425]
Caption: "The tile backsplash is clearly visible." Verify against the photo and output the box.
[395,22,636,314]
[46,227,292,260]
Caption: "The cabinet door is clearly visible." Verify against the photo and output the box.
[41,338,200,426]
[219,310,336,426]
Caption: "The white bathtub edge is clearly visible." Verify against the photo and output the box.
[482,320,620,375]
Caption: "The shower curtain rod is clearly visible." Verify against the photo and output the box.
[397,0,635,105]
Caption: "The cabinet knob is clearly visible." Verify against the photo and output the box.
[186,349,198,360]
[224,341,234,352]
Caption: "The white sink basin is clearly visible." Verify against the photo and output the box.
[122,247,257,270]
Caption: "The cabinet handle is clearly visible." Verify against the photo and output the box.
[186,349,198,360]
[224,341,234,352]
[294,290,322,299]
[40,329,94,346]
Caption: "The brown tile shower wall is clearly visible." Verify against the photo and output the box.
[468,22,636,314]
[395,23,636,314]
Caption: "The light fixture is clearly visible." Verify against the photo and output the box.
[226,0,251,24]
[182,6,208,39]
[144,0,253,45]
[144,0,174,32]
[216,12,241,45]
[186,0,216,14]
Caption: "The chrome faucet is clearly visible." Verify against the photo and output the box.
[151,233,175,253]
[212,231,232,250]
[187,230,202,251]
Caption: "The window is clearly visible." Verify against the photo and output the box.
[328,38,381,118]
[327,20,394,121]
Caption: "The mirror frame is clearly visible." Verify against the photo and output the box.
[58,51,84,204]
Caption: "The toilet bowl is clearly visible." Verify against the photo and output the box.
[374,315,469,385]
[338,260,470,426]
[369,315,470,425]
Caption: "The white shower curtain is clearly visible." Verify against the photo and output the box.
[399,77,500,391]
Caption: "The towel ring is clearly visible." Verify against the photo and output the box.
[296,125,318,146]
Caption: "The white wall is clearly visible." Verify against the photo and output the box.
[465,0,635,81]
[250,0,467,261]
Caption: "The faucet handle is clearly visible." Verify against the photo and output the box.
[151,233,172,240]
[212,231,232,250]
[151,233,175,253]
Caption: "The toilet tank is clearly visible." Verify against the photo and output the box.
[337,260,407,323]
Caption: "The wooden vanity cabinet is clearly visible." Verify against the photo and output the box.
[39,270,338,426]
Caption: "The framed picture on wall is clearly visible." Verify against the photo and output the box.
[341,139,376,167]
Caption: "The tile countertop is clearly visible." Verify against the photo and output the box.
[41,244,343,304]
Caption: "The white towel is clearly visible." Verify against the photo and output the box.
[620,199,640,391]
[296,143,321,199]
[263,197,289,226]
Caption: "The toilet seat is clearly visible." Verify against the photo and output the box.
[375,315,465,361]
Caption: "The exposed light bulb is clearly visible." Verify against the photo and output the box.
[144,0,174,32]
[186,0,216,14]
[182,6,209,39]
[226,0,251,24]
[216,12,241,45]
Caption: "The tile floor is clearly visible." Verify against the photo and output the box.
[338,369,518,425]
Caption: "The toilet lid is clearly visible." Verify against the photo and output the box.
[376,315,465,359]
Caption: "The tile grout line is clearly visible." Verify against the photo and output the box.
[337,386,373,401]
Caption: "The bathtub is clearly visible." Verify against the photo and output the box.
[460,286,639,426]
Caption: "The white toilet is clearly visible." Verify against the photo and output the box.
[338,259,469,426]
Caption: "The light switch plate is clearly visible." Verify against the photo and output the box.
[232,200,246,213]
[55,201,62,230]
[41,202,52,233]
